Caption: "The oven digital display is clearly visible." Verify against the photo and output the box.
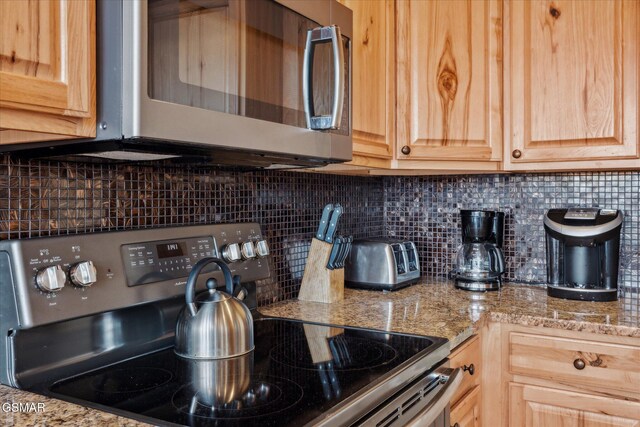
[156,242,187,258]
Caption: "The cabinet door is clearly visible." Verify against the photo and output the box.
[504,0,639,170]
[396,0,502,162]
[451,385,481,427]
[340,0,394,168]
[509,383,640,427]
[0,0,96,144]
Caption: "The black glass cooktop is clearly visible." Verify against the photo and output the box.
[47,318,443,426]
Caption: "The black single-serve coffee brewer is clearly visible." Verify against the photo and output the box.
[544,208,623,302]
[454,210,506,291]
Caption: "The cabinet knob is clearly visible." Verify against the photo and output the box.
[462,363,475,375]
[512,149,522,159]
[573,358,586,370]
[401,145,411,155]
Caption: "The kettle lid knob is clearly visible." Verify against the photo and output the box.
[184,257,235,315]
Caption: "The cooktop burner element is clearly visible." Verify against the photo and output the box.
[172,376,303,421]
[270,336,397,371]
[90,367,174,394]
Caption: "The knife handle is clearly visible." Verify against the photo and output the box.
[326,237,342,270]
[316,204,334,240]
[324,205,343,244]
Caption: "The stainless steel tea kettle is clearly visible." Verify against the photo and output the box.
[175,257,254,359]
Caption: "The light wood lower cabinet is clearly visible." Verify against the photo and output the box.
[450,335,482,427]
[451,385,481,427]
[509,383,640,427]
[483,322,640,427]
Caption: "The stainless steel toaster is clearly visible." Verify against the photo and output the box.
[344,238,420,291]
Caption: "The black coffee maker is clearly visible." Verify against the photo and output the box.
[544,208,623,302]
[455,210,505,291]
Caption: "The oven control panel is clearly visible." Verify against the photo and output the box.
[0,223,271,328]
[121,236,218,286]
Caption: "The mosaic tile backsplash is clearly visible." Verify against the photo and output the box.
[1,154,638,302]
[385,172,639,297]
[0,155,384,305]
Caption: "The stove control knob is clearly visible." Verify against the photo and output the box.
[241,241,256,260]
[255,240,270,258]
[70,261,97,287]
[36,265,67,293]
[222,243,242,263]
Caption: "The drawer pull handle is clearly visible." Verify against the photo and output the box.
[573,358,586,370]
[452,424,460,427]
[462,363,475,375]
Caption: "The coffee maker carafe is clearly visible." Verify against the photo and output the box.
[455,210,505,291]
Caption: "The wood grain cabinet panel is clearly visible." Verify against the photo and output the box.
[0,0,96,144]
[396,0,502,163]
[509,383,640,427]
[450,335,482,427]
[509,332,640,396]
[504,0,640,170]
[451,385,481,427]
[339,0,394,169]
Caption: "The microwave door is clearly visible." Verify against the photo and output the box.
[121,0,351,163]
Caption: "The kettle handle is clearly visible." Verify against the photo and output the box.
[185,257,234,316]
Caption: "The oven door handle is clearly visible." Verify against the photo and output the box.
[406,367,463,427]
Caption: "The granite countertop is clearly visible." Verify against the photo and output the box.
[259,280,640,350]
[0,385,151,427]
[2,280,637,426]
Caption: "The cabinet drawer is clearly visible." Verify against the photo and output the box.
[450,335,481,405]
[450,385,481,427]
[509,332,640,395]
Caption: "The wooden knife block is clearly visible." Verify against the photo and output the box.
[298,238,344,303]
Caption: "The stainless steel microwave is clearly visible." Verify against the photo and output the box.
[13,0,353,168]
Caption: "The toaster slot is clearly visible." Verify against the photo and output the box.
[391,244,407,275]
[404,242,418,272]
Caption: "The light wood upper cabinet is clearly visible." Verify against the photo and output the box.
[504,0,640,171]
[0,0,96,144]
[339,0,394,169]
[396,0,502,165]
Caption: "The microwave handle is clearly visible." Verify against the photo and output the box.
[303,25,345,130]
[406,367,463,427]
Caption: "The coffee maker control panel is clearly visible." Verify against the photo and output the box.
[564,208,599,220]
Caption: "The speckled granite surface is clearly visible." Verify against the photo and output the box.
[0,385,150,426]
[259,281,640,350]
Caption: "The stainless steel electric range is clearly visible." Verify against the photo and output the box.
[0,224,458,426]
